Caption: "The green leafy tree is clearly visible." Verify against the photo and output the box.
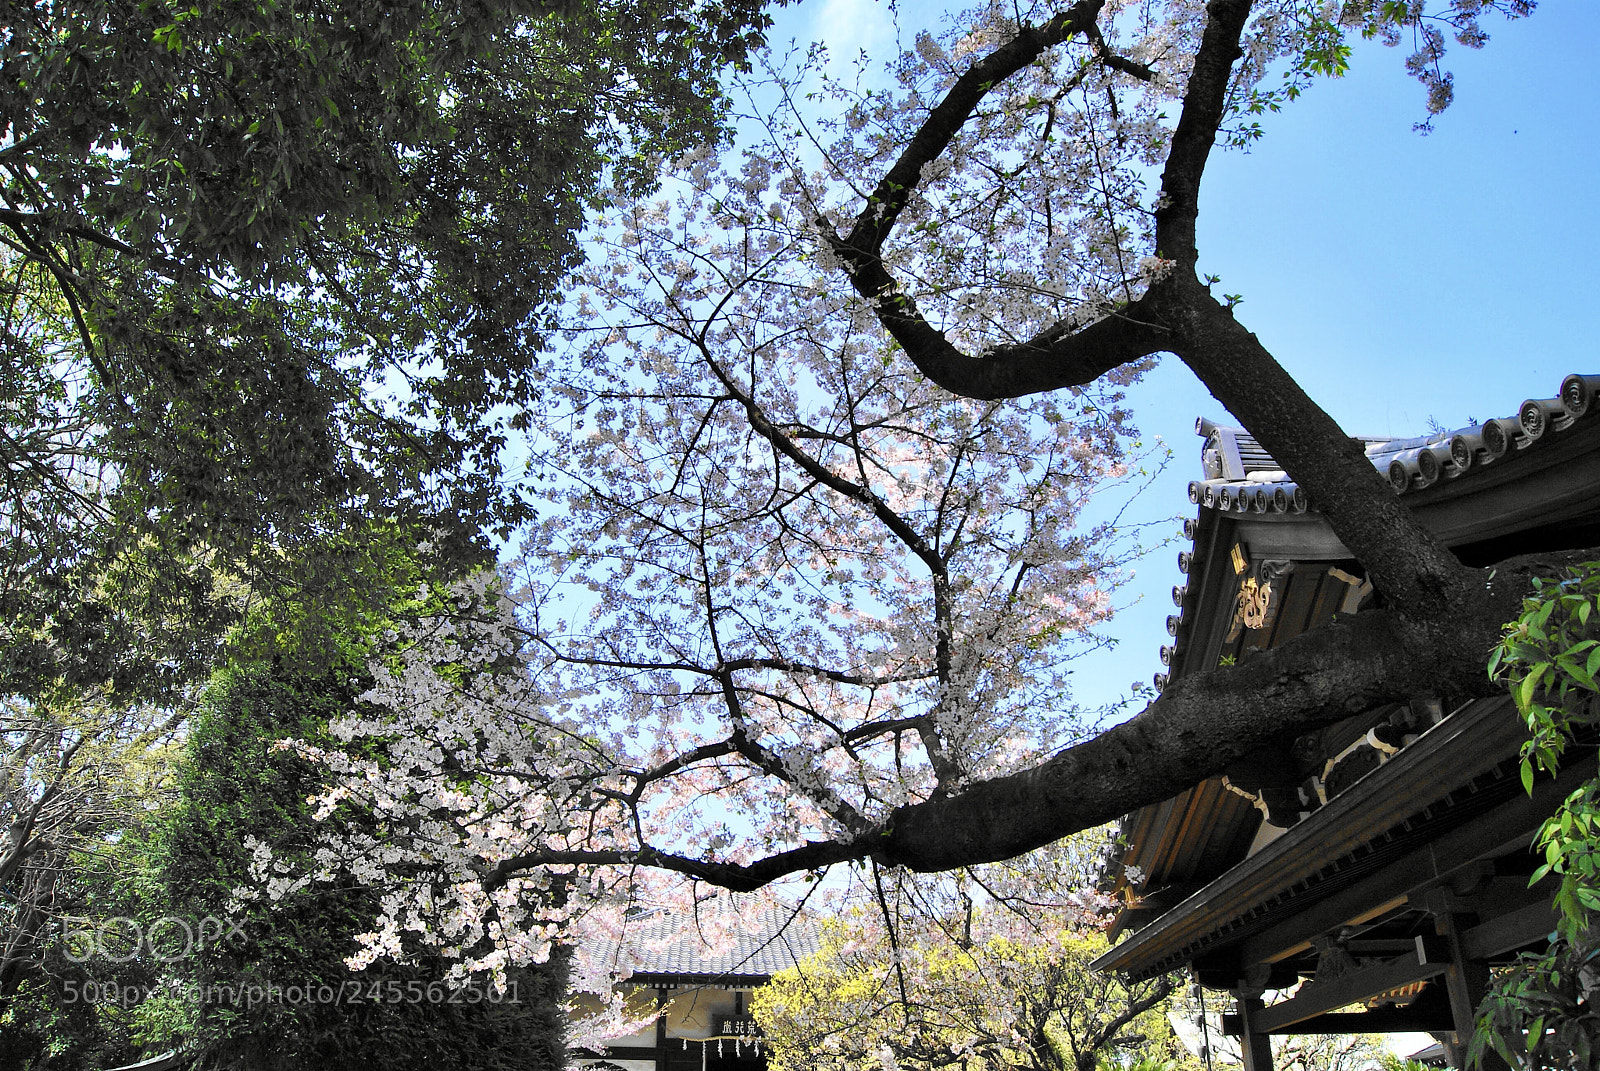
[0,686,183,1068]
[753,843,1185,1071]
[0,0,771,702]
[0,545,552,1068]
[1475,564,1600,1069]
[0,517,442,1046]
[756,918,1184,1071]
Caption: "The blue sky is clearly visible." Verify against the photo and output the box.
[768,0,1600,714]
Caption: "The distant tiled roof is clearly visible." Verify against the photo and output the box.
[587,900,821,984]
[1185,372,1600,514]
[1156,371,1600,693]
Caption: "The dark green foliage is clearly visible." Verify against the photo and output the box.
[0,779,177,1071]
[146,666,567,1071]
[0,0,772,703]
[0,880,158,1071]
[1476,563,1600,1068]
[1475,941,1599,1071]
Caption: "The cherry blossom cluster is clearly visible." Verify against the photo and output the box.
[1337,0,1534,128]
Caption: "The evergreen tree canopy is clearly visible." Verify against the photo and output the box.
[0,0,772,701]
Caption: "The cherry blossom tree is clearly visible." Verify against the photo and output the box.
[261,0,1561,995]
[277,113,1157,978]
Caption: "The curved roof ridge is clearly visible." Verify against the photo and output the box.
[1189,372,1600,511]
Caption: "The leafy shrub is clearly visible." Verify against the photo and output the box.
[1477,564,1600,1068]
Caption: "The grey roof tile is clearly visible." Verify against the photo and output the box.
[1156,371,1600,694]
[1188,372,1600,513]
[586,900,821,983]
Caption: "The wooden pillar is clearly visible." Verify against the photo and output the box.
[656,987,669,1071]
[1233,993,1275,1071]
[1433,901,1509,1071]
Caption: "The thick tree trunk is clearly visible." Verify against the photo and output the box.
[1152,275,1474,617]
[874,547,1534,874]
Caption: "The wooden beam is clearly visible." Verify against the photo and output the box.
[1462,898,1560,961]
[655,989,668,1071]
[1234,995,1275,1071]
[1435,907,1508,1071]
[1222,1000,1453,1036]
[1094,696,1531,979]
[1251,945,1447,1034]
[1244,892,1411,969]
[1233,756,1593,968]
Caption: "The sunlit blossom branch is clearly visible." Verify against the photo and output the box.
[480,549,1561,896]
[825,195,1167,401]
[481,839,866,894]
[695,335,946,578]
[800,0,1176,400]
[841,714,940,747]
[626,740,743,796]
[809,0,1468,616]
[723,682,902,783]
[529,638,930,688]
[845,0,1103,254]
[725,655,934,685]
[716,668,873,834]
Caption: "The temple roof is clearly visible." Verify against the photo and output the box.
[587,900,821,986]
[1182,372,1600,514]
[1104,370,1600,954]
[1155,370,1600,694]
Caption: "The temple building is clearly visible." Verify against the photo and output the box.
[573,902,819,1071]
[1093,373,1600,1070]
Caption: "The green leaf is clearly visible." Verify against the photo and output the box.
[1518,665,1549,712]
[1556,658,1597,691]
